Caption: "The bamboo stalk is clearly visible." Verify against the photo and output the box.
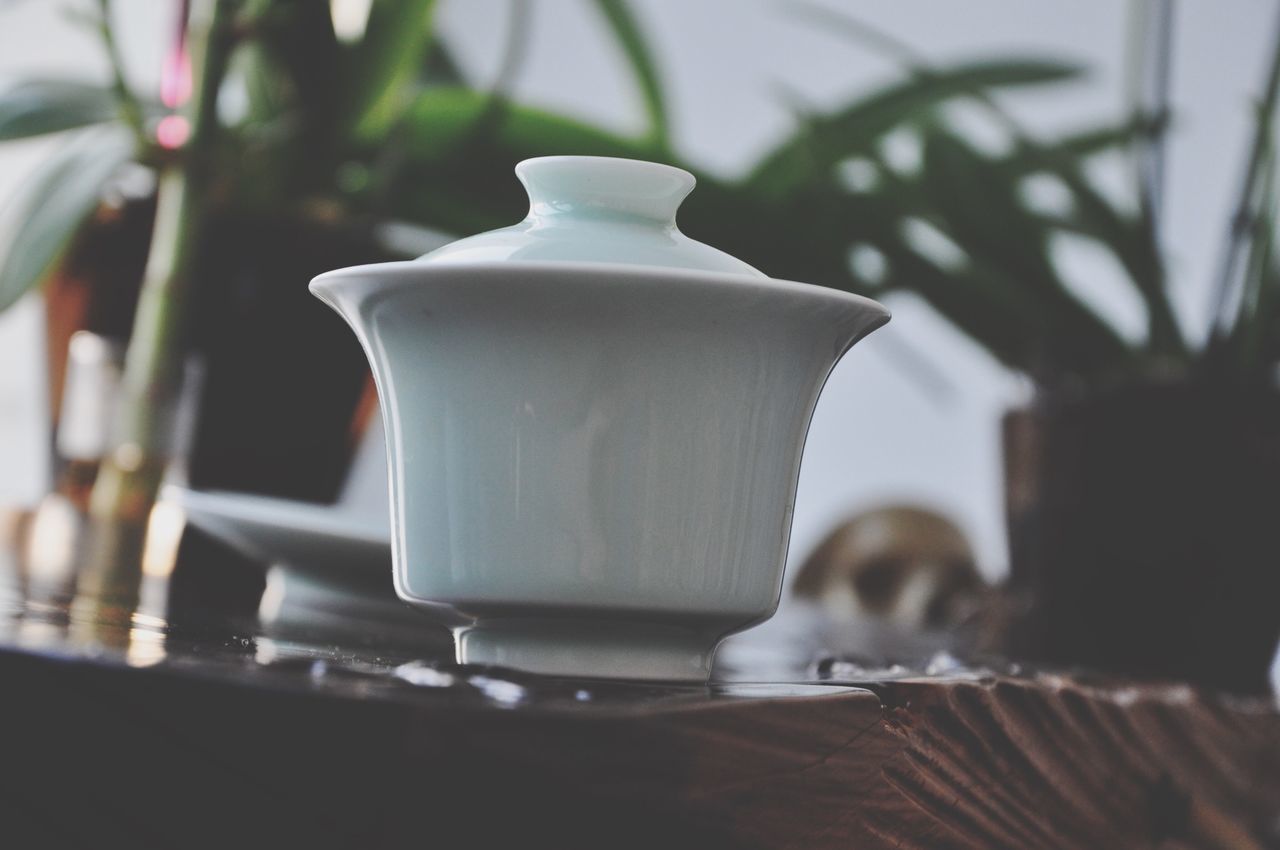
[95,0,149,149]
[88,0,234,525]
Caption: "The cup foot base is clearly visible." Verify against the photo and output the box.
[454,618,718,681]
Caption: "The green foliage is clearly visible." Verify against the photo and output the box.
[0,126,134,312]
[341,0,438,141]
[380,87,656,232]
[397,87,651,161]
[747,59,1082,197]
[588,0,670,150]
[0,80,120,141]
[1204,11,1280,381]
[0,1,1276,388]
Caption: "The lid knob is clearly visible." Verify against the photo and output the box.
[516,156,695,226]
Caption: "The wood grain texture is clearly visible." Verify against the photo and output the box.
[863,676,1280,849]
[1,642,1277,848]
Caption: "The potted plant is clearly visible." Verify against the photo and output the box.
[717,5,1280,694]
[919,4,1279,692]
[1,2,1152,629]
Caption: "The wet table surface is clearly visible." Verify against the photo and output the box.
[2,506,1279,849]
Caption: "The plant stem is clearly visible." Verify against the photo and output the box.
[95,0,149,150]
[589,0,670,153]
[491,0,532,100]
[1233,149,1277,371]
[1128,0,1174,250]
[89,0,234,525]
[1208,2,1280,350]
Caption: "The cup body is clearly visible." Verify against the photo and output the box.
[312,260,888,678]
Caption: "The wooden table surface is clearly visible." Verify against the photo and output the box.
[1,513,1278,849]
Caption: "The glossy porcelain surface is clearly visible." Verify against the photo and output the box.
[419,157,762,276]
[162,487,429,637]
[167,487,390,577]
[310,156,889,680]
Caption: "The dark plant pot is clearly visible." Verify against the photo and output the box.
[1004,379,1280,694]
[167,212,380,620]
[183,212,376,501]
[43,199,381,622]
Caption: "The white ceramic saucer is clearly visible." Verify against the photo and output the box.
[165,486,391,584]
[161,485,439,641]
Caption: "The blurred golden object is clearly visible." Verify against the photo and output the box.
[54,332,124,511]
[792,506,984,631]
[23,493,84,598]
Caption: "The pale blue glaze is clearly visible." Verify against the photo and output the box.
[311,156,891,681]
[418,156,763,276]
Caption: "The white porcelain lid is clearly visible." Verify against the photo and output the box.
[413,156,765,277]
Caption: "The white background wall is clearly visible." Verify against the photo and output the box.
[0,1,1271,580]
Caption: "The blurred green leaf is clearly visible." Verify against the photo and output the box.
[998,114,1165,174]
[916,126,1136,378]
[344,0,437,141]
[806,180,1040,368]
[747,58,1083,197]
[1012,139,1183,357]
[587,0,669,149]
[877,238,1040,371]
[421,39,465,87]
[237,1,346,199]
[382,87,658,232]
[251,1,343,126]
[398,87,652,159]
[0,79,118,141]
[0,127,134,312]
[1208,3,1280,360]
[756,5,1185,370]
[920,129,1058,286]
[1228,143,1280,372]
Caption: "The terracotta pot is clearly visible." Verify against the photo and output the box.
[1004,379,1280,693]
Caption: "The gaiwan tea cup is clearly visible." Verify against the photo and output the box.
[310,156,889,680]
